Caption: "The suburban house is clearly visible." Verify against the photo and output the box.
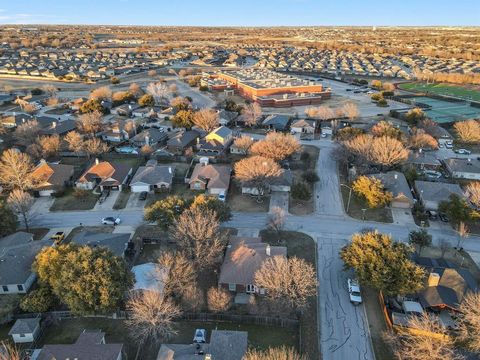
[0,232,51,294]
[101,119,136,143]
[290,119,316,134]
[0,113,33,128]
[36,330,124,360]
[320,122,333,136]
[110,103,139,116]
[370,171,414,208]
[189,162,231,196]
[31,160,74,197]
[8,318,41,344]
[131,262,167,294]
[415,257,478,311]
[414,180,465,211]
[76,159,132,191]
[218,109,239,126]
[166,130,200,155]
[262,114,291,131]
[132,107,156,118]
[230,138,255,155]
[242,169,293,195]
[39,119,77,136]
[130,160,175,193]
[72,230,131,257]
[219,236,287,294]
[157,330,248,360]
[443,158,480,180]
[130,128,167,148]
[407,151,442,170]
[198,126,234,157]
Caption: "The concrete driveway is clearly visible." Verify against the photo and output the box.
[269,191,289,213]
[93,191,120,211]
[391,207,415,226]
[126,192,147,210]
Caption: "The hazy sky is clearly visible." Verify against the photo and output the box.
[0,0,479,26]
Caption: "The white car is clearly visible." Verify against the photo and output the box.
[101,217,121,225]
[456,148,471,155]
[218,192,226,202]
[193,329,206,343]
[348,278,362,305]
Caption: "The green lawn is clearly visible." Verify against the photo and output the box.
[39,318,298,360]
[50,188,99,211]
[113,190,131,210]
[398,82,480,102]
[260,230,318,359]
[146,183,199,206]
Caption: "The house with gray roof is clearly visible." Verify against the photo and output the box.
[130,160,175,193]
[72,231,131,257]
[444,158,480,180]
[9,318,40,343]
[36,330,123,360]
[157,330,247,360]
[407,151,442,170]
[166,130,200,155]
[370,171,414,208]
[0,232,51,294]
[130,128,168,148]
[414,180,465,211]
[39,119,77,136]
[262,114,291,131]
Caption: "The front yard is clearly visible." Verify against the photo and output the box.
[227,183,270,212]
[260,230,319,359]
[50,188,99,211]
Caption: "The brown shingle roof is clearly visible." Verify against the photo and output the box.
[189,164,231,190]
[31,162,74,190]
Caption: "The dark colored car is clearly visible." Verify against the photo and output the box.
[139,191,148,201]
[439,213,449,223]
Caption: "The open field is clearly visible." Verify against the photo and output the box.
[398,82,480,102]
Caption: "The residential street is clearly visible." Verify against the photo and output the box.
[29,139,480,360]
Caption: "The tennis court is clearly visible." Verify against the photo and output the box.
[399,82,480,102]
[410,96,480,123]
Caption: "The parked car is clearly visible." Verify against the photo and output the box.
[50,231,65,245]
[427,211,438,221]
[102,217,121,225]
[139,191,148,201]
[347,278,362,305]
[218,191,226,202]
[424,170,442,179]
[193,329,206,343]
[455,148,472,155]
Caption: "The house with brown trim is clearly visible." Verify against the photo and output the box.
[76,159,132,191]
[31,160,74,197]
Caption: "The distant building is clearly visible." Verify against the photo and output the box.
[443,158,480,180]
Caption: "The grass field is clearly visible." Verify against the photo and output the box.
[398,82,480,102]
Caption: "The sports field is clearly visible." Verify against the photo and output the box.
[410,96,480,123]
[398,82,480,102]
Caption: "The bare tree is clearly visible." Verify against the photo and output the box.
[0,149,34,190]
[13,120,40,146]
[384,314,462,360]
[456,221,469,249]
[254,256,317,309]
[129,82,143,97]
[170,207,226,269]
[42,84,58,97]
[233,136,254,154]
[457,292,480,353]
[147,82,171,105]
[207,287,232,313]
[342,102,360,120]
[126,291,181,344]
[243,346,306,360]
[38,135,60,158]
[304,107,318,118]
[234,156,282,200]
[316,106,334,121]
[77,110,103,136]
[90,86,112,101]
[408,129,438,149]
[0,341,21,360]
[454,119,480,144]
[23,103,38,115]
[193,108,219,132]
[157,251,196,298]
[242,103,262,126]
[83,138,109,158]
[64,131,84,157]
[250,132,301,161]
[8,189,34,231]
[140,144,154,157]
[382,82,395,91]
[170,96,190,110]
[369,136,409,167]
[466,181,480,208]
[267,206,286,233]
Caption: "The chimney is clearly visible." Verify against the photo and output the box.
[95,158,99,165]
[145,135,150,145]
[168,167,172,174]
[39,158,46,164]
[52,121,56,128]
[266,244,271,256]
[427,272,440,287]
[394,173,398,180]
